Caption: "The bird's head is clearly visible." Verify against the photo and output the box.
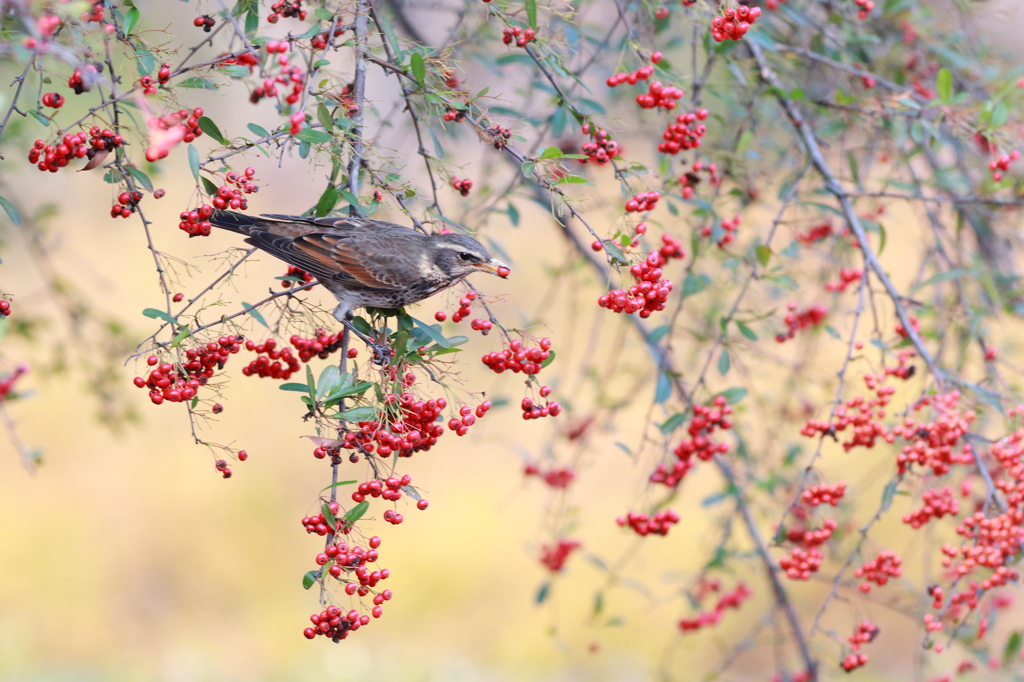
[430,233,509,280]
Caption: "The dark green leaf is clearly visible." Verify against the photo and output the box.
[412,317,450,348]
[316,102,334,133]
[648,324,670,344]
[294,128,332,144]
[879,479,898,513]
[717,349,730,375]
[320,480,358,492]
[315,186,339,217]
[736,321,758,341]
[201,176,219,197]
[302,570,318,589]
[337,406,377,422]
[350,316,373,335]
[178,77,218,90]
[659,412,686,434]
[376,12,402,63]
[317,366,340,397]
[507,202,520,226]
[540,350,556,368]
[28,110,50,127]
[142,308,175,323]
[126,166,154,192]
[536,581,550,604]
[526,0,537,29]
[0,195,21,226]
[324,381,372,404]
[321,501,338,529]
[602,241,627,264]
[247,122,271,138]
[410,52,425,88]
[125,6,140,34]
[198,116,227,144]
[1003,631,1022,667]
[342,500,369,527]
[654,372,671,403]
[314,7,334,21]
[279,382,310,392]
[187,144,200,182]
[719,387,747,404]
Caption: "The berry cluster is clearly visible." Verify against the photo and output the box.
[481,337,553,375]
[327,389,448,460]
[446,401,491,437]
[28,127,116,173]
[825,267,862,292]
[144,107,204,162]
[241,337,303,379]
[268,0,306,22]
[616,509,680,536]
[669,396,733,474]
[702,215,740,247]
[218,51,260,75]
[539,539,581,571]
[502,25,536,47]
[351,475,413,504]
[894,313,919,339]
[711,5,761,42]
[303,604,371,642]
[178,204,215,237]
[519,393,561,420]
[281,265,314,288]
[659,108,709,156]
[902,486,959,528]
[855,550,902,592]
[774,302,827,343]
[109,191,143,219]
[437,289,478,323]
[892,391,975,475]
[469,318,493,334]
[214,458,233,479]
[311,26,347,51]
[134,336,243,405]
[82,0,104,22]
[678,159,720,199]
[625,190,659,213]
[785,518,837,548]
[605,63,654,88]
[0,300,11,317]
[443,108,466,122]
[779,547,822,580]
[193,14,216,31]
[41,92,64,109]
[485,124,512,149]
[598,238,685,317]
[579,125,620,165]
[801,482,845,507]
[524,462,575,488]
[989,150,1019,182]
[636,80,684,110]
[68,64,99,94]
[211,167,258,210]
[853,0,874,19]
[796,222,832,244]
[451,176,473,196]
[678,582,752,633]
[302,502,343,536]
[0,364,28,400]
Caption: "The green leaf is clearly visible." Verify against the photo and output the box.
[342,500,369,527]
[654,372,671,403]
[135,48,156,77]
[554,175,592,185]
[911,268,970,292]
[937,68,952,104]
[170,326,192,347]
[320,480,358,493]
[187,144,200,182]
[201,176,219,197]
[412,317,450,348]
[142,308,175,323]
[717,349,731,375]
[540,350,556,369]
[520,161,535,178]
[125,6,141,34]
[125,166,154,192]
[1003,631,1022,667]
[244,6,259,36]
[314,7,334,21]
[536,581,550,604]
[324,381,372,406]
[526,0,537,29]
[315,186,339,217]
[316,102,334,133]
[602,241,627,264]
[178,77,218,90]
[879,479,898,513]
[247,122,271,138]
[219,65,251,78]
[337,406,377,422]
[28,110,50,127]
[736,321,758,341]
[240,302,269,328]
[992,102,1010,127]
[302,570,318,589]
[321,501,338,530]
[659,412,686,434]
[507,202,520,227]
[718,387,747,404]
[682,273,711,298]
[279,382,310,392]
[410,52,425,89]
[304,364,316,405]
[539,146,564,160]
[294,128,333,144]
[755,245,772,267]
[0,195,21,226]
[198,116,228,144]
[648,324,670,344]
[376,12,402,63]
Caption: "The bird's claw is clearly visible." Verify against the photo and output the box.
[370,342,392,366]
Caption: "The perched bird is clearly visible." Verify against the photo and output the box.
[209,210,508,360]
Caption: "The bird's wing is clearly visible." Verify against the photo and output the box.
[244,217,429,292]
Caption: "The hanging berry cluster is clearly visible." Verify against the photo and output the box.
[678,582,752,633]
[774,302,827,342]
[841,622,879,671]
[446,401,491,437]
[617,509,680,536]
[824,267,863,292]
[0,300,11,317]
[659,109,709,156]
[481,337,552,375]
[579,125,619,165]
[524,461,575,488]
[502,25,536,47]
[268,0,306,22]
[539,539,581,572]
[133,335,243,405]
[710,5,761,42]
[801,482,846,507]
[331,396,446,459]
[179,204,215,237]
[855,551,902,592]
[109,191,143,219]
[193,14,215,31]
[519,394,561,420]
[598,236,685,317]
[351,474,414,505]
[28,127,118,172]
[451,176,473,196]
[625,190,659,213]
[989,150,1019,181]
[678,159,720,199]
[41,92,64,108]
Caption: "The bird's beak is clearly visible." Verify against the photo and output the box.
[475,258,510,278]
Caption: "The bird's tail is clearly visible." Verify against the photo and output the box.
[208,210,266,236]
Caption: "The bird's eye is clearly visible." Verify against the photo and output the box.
[458,252,474,261]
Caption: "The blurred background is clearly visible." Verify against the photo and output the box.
[2,1,1024,681]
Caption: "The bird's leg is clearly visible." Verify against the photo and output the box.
[335,304,391,365]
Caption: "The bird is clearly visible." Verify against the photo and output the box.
[209,210,508,361]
